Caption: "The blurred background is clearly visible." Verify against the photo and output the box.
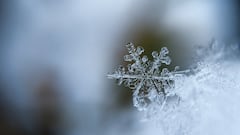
[0,0,239,135]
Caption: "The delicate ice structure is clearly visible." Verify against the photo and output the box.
[108,43,189,111]
[108,42,240,135]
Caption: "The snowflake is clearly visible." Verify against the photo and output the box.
[108,43,189,111]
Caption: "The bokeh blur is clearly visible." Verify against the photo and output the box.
[0,0,239,135]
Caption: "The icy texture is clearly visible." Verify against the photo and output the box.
[108,43,189,111]
[108,42,240,135]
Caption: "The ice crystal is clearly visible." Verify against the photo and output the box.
[108,43,189,111]
[108,41,240,135]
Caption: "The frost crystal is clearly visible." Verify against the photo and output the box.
[108,43,189,111]
[108,41,240,135]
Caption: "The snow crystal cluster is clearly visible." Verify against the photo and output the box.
[108,42,240,135]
